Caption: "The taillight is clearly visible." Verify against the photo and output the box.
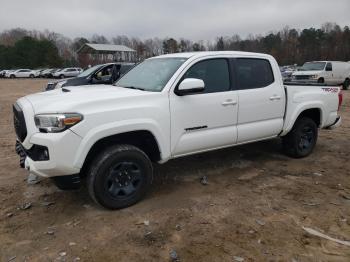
[338,90,343,112]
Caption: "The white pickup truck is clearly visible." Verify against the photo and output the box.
[14,51,342,209]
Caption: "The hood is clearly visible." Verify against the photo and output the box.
[25,85,151,114]
[292,70,323,76]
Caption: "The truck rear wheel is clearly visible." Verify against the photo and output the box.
[282,117,318,158]
[87,145,153,209]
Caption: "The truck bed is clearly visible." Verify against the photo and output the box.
[281,83,341,136]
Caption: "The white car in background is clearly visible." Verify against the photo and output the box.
[5,70,15,78]
[291,61,350,89]
[53,67,82,79]
[7,69,36,78]
[33,69,44,78]
[0,69,10,78]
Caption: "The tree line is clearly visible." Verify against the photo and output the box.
[0,22,349,69]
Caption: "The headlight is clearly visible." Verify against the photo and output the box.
[310,75,318,79]
[34,113,83,133]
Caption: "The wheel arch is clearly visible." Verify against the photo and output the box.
[78,130,162,177]
[282,106,323,136]
[317,77,325,83]
[297,108,322,126]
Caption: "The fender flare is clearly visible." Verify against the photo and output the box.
[72,119,169,169]
[281,103,324,136]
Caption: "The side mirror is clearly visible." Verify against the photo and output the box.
[175,78,205,96]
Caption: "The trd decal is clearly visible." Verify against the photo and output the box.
[322,87,338,93]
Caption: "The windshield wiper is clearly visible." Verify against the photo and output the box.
[119,86,145,91]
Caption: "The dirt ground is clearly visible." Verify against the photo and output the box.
[0,79,349,262]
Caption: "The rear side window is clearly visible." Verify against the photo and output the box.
[236,58,274,89]
[183,59,230,93]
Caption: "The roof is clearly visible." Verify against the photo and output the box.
[77,43,136,53]
[155,51,273,59]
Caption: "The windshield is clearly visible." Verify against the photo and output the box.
[300,62,326,71]
[115,58,187,91]
[78,64,103,77]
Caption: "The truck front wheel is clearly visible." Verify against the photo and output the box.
[87,145,153,209]
[282,117,318,158]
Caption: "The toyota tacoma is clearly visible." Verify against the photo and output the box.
[14,51,342,209]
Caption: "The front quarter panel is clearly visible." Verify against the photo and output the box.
[71,92,170,168]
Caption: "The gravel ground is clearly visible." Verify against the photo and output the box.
[0,79,349,262]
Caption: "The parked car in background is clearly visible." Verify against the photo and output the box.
[280,65,297,82]
[0,69,9,78]
[5,70,15,78]
[46,63,134,90]
[15,51,342,209]
[39,69,52,78]
[47,69,62,78]
[33,69,45,78]
[53,67,82,79]
[7,69,36,78]
[291,61,350,89]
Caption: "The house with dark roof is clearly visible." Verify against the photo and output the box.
[77,43,137,68]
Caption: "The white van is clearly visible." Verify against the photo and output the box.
[291,61,350,89]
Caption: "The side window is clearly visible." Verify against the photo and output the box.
[99,65,113,77]
[236,58,274,90]
[325,62,332,71]
[183,59,230,93]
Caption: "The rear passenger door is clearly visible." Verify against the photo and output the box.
[234,58,285,143]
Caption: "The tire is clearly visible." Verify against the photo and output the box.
[59,74,65,79]
[317,78,324,84]
[87,145,153,209]
[10,74,15,79]
[282,117,318,158]
[29,74,34,78]
[343,78,350,90]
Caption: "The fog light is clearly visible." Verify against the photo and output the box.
[38,148,50,161]
[26,145,50,161]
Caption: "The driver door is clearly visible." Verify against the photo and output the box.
[170,58,238,157]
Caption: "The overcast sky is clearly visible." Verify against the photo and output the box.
[0,0,349,40]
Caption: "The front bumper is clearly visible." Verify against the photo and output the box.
[326,116,342,130]
[15,130,82,178]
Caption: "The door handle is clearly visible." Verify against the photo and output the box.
[222,99,237,106]
[269,95,281,101]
